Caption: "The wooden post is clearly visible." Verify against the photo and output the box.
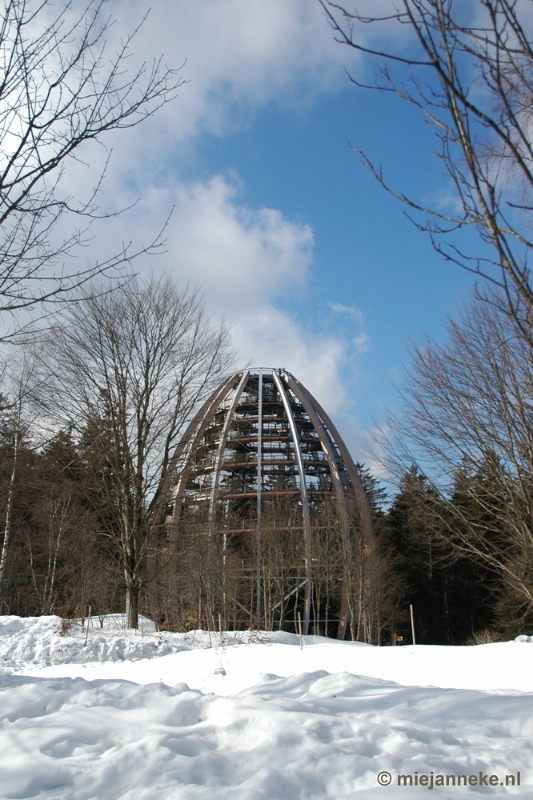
[298,612,303,650]
[410,604,416,645]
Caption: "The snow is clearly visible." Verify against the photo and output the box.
[0,616,531,799]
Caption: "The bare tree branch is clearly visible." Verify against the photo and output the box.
[0,0,185,338]
[377,289,533,615]
[320,0,533,329]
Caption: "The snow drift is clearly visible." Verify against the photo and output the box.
[0,615,531,799]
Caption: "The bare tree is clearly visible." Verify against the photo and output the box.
[36,274,234,627]
[380,288,533,623]
[320,0,533,332]
[0,351,41,610]
[0,0,183,338]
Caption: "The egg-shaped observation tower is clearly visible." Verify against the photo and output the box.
[170,368,372,638]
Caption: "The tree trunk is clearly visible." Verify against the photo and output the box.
[125,581,140,629]
[0,429,19,613]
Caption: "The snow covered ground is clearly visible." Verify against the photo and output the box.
[0,616,532,799]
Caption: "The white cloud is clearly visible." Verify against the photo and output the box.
[109,0,349,150]
[47,1,376,459]
[328,302,368,354]
[329,302,363,318]
[59,161,369,454]
[166,176,312,314]
[166,181,371,456]
[232,306,347,412]
[92,172,357,428]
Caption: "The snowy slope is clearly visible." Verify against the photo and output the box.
[0,616,532,799]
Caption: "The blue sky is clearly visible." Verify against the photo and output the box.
[78,0,479,474]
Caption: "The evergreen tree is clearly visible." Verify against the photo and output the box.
[385,468,495,644]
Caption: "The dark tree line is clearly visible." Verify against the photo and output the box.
[0,278,523,641]
[0,393,510,642]
[0,420,121,617]
[0,273,233,627]
[383,468,500,645]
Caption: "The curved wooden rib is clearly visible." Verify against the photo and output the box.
[170,371,243,534]
[272,370,313,635]
[281,373,353,638]
[282,371,373,639]
[208,371,250,530]
[256,369,263,621]
[284,371,373,551]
